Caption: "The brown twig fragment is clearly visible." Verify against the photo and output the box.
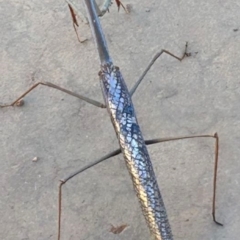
[110,224,128,234]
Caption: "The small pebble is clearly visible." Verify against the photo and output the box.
[145,8,150,12]
[32,157,38,162]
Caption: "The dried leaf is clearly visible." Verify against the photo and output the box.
[110,224,128,234]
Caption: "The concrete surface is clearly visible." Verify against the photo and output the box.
[1,0,240,239]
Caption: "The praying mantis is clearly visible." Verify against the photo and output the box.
[0,0,223,239]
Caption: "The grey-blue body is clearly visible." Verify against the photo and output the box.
[84,0,173,239]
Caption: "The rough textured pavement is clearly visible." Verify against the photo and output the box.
[1,0,240,239]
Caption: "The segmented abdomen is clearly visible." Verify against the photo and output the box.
[99,63,173,240]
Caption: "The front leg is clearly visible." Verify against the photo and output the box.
[0,81,106,109]
[66,0,127,43]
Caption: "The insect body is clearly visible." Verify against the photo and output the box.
[84,0,172,239]
[0,1,222,239]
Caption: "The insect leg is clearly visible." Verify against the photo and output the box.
[66,1,88,43]
[63,133,222,228]
[66,0,127,43]
[130,42,190,96]
[0,81,106,108]
[58,148,122,240]
[98,0,113,17]
[66,0,103,43]
[145,133,223,226]
[98,0,127,16]
[114,0,128,13]
[66,0,88,24]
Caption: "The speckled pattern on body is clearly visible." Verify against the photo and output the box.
[99,63,173,240]
[84,0,174,238]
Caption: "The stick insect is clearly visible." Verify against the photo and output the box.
[1,0,223,239]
